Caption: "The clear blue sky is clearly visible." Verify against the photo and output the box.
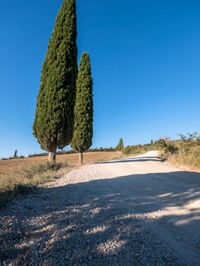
[0,0,200,158]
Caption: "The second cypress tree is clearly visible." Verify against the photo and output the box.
[71,53,93,164]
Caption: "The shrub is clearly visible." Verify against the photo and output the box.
[157,139,178,154]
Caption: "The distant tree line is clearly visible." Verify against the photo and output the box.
[28,147,115,158]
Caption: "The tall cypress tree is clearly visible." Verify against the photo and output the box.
[71,52,93,164]
[116,138,124,151]
[33,0,77,163]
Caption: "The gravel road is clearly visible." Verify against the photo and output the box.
[0,151,200,266]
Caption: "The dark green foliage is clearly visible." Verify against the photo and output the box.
[71,53,93,153]
[14,150,18,158]
[33,0,77,152]
[116,138,124,151]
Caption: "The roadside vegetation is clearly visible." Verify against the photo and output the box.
[123,142,158,156]
[121,132,200,170]
[158,133,200,170]
[0,162,72,208]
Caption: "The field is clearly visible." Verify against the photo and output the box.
[0,151,120,176]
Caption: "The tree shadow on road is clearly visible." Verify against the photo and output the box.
[0,170,200,265]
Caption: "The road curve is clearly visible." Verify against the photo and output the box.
[0,151,200,265]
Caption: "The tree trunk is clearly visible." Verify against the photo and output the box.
[48,148,56,164]
[79,152,83,165]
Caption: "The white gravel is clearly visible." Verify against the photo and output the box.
[0,151,200,265]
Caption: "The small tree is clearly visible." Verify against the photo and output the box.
[71,52,93,164]
[33,0,78,164]
[14,150,18,158]
[116,138,124,151]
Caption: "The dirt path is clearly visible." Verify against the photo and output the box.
[0,151,200,265]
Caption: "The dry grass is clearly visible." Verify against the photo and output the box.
[0,151,120,208]
[158,138,200,171]
[167,147,200,171]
